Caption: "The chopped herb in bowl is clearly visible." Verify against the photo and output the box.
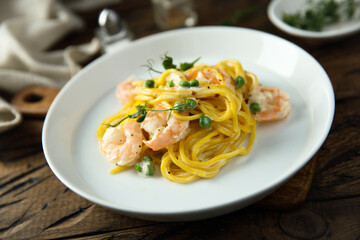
[282,0,358,31]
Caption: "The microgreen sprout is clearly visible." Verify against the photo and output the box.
[144,54,201,74]
[162,54,177,70]
[105,99,198,127]
[161,53,201,71]
[142,59,162,76]
[179,57,201,71]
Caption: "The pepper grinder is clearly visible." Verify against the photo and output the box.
[97,9,133,53]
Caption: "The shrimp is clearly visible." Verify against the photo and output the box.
[141,103,190,151]
[116,76,137,104]
[100,119,143,166]
[186,66,234,91]
[248,86,291,121]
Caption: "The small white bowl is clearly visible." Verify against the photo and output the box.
[268,0,360,41]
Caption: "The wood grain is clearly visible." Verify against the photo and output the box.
[1,0,359,239]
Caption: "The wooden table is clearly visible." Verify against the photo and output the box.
[1,0,359,239]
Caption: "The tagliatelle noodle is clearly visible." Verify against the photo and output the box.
[97,59,259,183]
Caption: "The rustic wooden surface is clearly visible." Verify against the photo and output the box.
[1,0,360,239]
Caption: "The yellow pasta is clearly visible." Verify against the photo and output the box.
[97,59,259,183]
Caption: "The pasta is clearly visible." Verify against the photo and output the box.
[97,58,289,183]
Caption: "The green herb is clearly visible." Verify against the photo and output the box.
[345,0,356,18]
[189,79,200,87]
[199,115,212,128]
[179,57,201,71]
[250,102,261,113]
[143,79,155,88]
[282,0,357,31]
[173,99,198,113]
[106,103,148,127]
[106,99,198,127]
[142,59,162,75]
[179,80,190,88]
[134,104,148,123]
[235,76,246,88]
[161,54,201,71]
[143,54,201,76]
[173,101,185,112]
[162,54,177,70]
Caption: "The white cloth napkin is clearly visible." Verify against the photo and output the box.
[0,0,105,133]
[0,96,22,133]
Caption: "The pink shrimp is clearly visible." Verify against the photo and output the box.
[100,119,143,166]
[116,76,137,104]
[248,86,291,121]
[186,66,234,90]
[141,103,190,151]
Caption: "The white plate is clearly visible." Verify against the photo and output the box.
[42,26,334,221]
[268,0,360,40]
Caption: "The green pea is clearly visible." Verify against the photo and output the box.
[179,80,190,88]
[199,115,212,128]
[235,76,246,88]
[146,164,155,176]
[134,163,142,172]
[185,98,198,110]
[143,79,155,88]
[167,80,174,87]
[142,155,153,163]
[173,102,185,112]
[250,102,261,113]
[189,79,199,87]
